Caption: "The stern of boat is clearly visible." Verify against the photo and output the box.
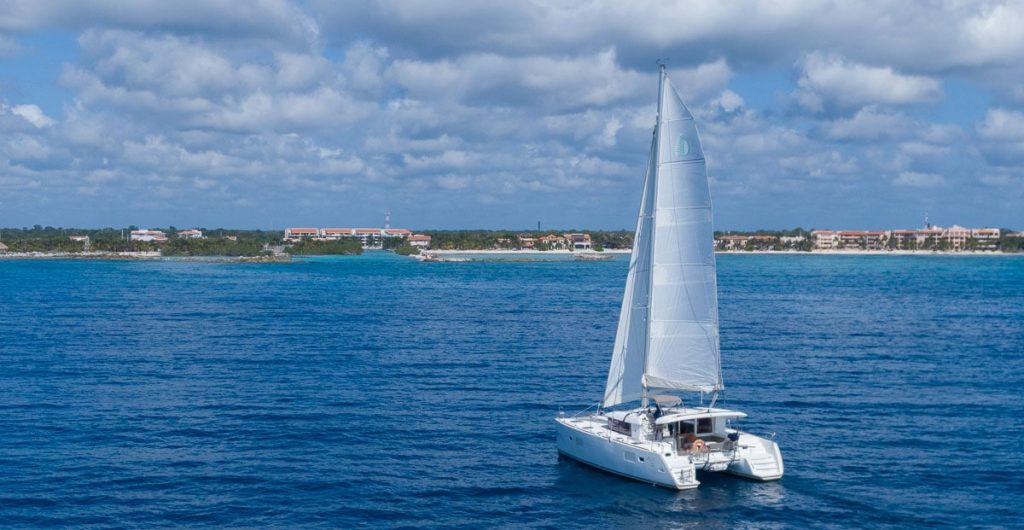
[726,433,784,481]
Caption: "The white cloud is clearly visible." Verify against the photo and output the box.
[795,53,942,109]
[1,1,1022,228]
[956,3,1024,66]
[10,104,55,127]
[978,108,1024,140]
[598,117,622,147]
[893,171,945,188]
[712,90,744,113]
[824,106,910,141]
[0,0,319,46]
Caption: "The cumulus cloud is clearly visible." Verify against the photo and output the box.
[795,53,942,110]
[978,108,1024,140]
[0,0,318,46]
[824,106,911,140]
[0,1,1021,228]
[9,104,55,127]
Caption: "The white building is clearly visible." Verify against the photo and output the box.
[130,229,168,242]
[177,229,204,239]
[284,228,320,241]
[409,234,432,249]
[322,228,353,240]
[969,227,1000,250]
[811,230,839,250]
[285,227,414,246]
[564,233,592,250]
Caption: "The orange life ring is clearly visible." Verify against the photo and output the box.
[691,439,706,452]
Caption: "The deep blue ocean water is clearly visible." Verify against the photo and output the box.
[1,252,1022,528]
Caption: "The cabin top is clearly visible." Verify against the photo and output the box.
[654,407,747,425]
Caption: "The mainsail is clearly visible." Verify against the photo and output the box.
[602,67,722,408]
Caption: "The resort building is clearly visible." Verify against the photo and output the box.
[890,230,917,248]
[537,234,568,250]
[284,227,415,247]
[944,225,971,251]
[177,229,204,239]
[130,229,168,242]
[812,225,1001,251]
[837,230,887,250]
[321,228,353,240]
[564,233,592,250]
[284,228,319,241]
[0,241,8,253]
[715,234,777,250]
[913,227,944,248]
[970,228,1000,250]
[517,234,536,248]
[812,230,839,250]
[409,234,432,249]
[716,235,748,250]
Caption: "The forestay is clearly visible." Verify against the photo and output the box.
[602,135,656,407]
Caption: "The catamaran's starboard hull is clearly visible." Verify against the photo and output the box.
[555,418,698,490]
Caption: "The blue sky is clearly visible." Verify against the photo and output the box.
[1,1,1022,230]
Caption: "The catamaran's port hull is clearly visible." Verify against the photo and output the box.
[557,449,697,490]
[555,419,697,490]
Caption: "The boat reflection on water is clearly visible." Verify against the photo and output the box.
[552,456,786,525]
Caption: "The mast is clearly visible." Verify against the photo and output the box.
[641,63,667,409]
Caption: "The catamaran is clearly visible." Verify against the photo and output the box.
[555,66,783,489]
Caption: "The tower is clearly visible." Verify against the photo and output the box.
[384,209,391,229]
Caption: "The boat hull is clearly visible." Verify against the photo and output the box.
[555,418,698,490]
[555,414,784,488]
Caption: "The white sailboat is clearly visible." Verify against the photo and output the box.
[555,66,783,489]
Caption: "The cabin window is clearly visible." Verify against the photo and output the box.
[676,420,695,434]
[608,418,632,436]
[698,418,713,434]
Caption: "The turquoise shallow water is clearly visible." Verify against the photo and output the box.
[1,253,1022,528]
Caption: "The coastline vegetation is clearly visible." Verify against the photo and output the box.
[0,225,282,255]
[420,230,634,251]
[393,244,420,256]
[162,238,266,257]
[285,239,363,255]
[2,225,1021,256]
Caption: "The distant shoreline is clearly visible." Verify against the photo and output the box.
[3,248,1021,261]
[422,248,1021,257]
[426,249,632,255]
[0,251,290,263]
[718,249,1020,256]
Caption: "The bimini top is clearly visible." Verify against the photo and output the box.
[651,395,682,407]
[654,407,747,425]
